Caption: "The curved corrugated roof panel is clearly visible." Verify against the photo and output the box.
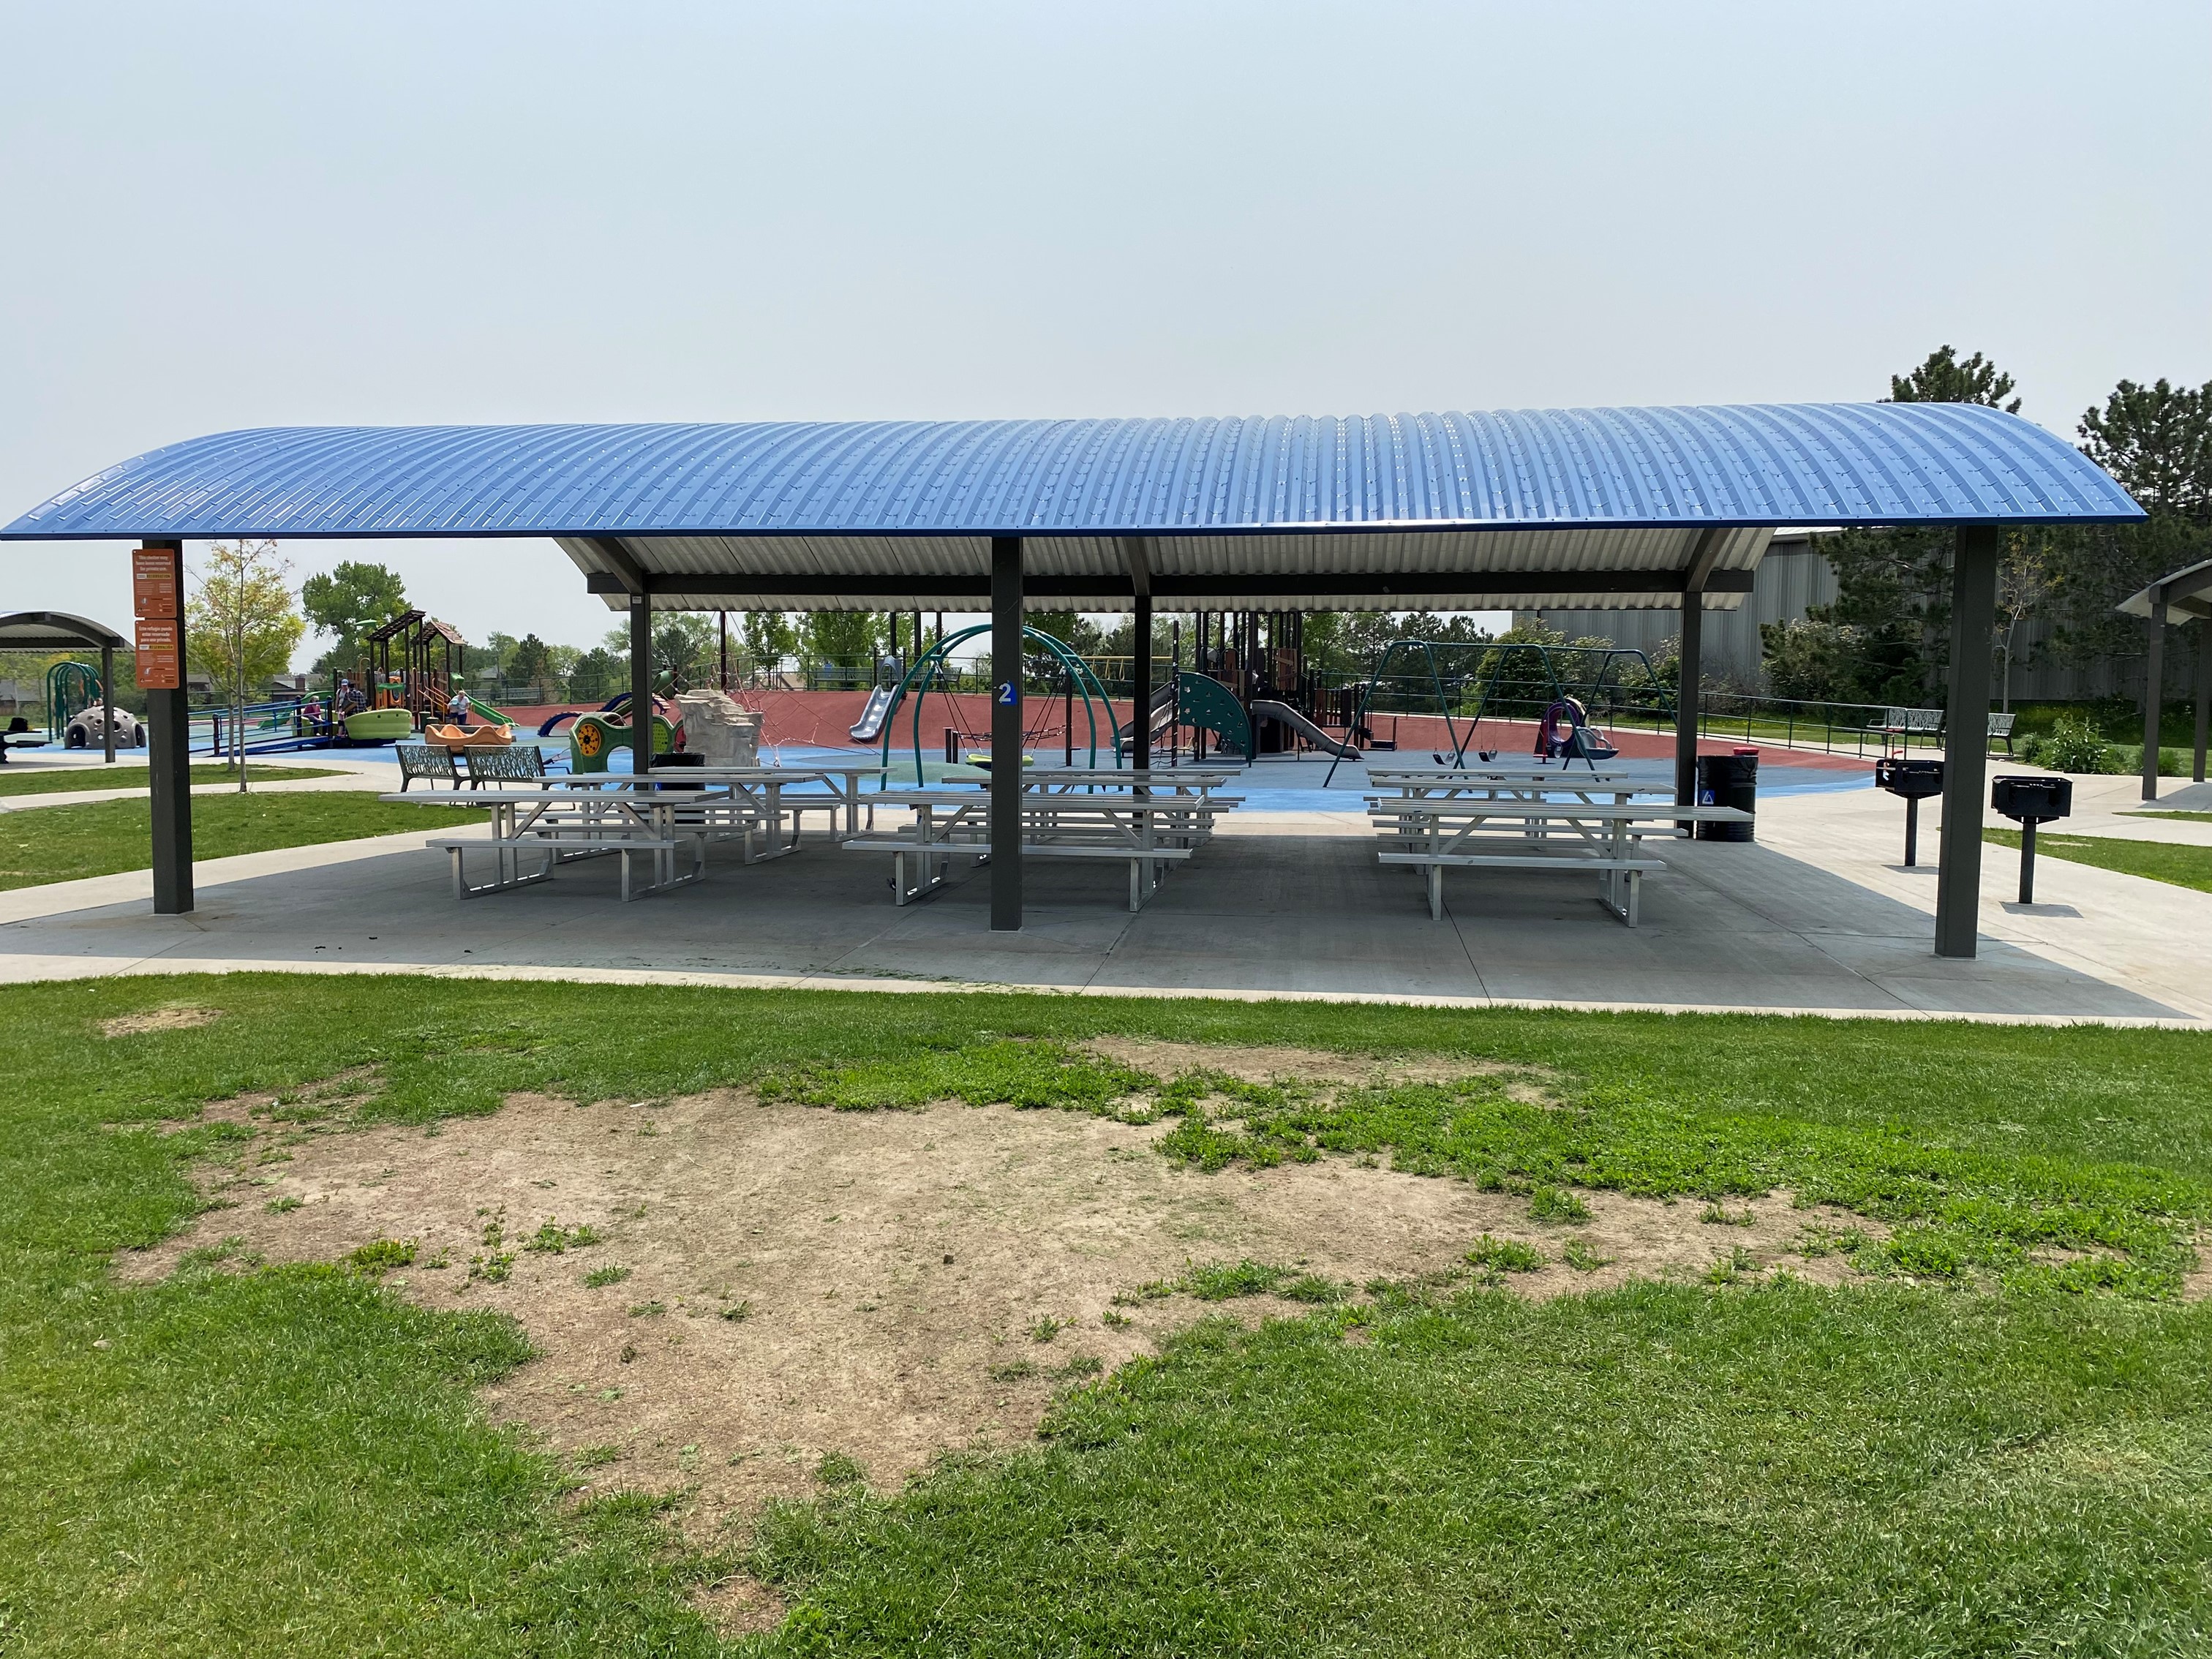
[1,404,2142,541]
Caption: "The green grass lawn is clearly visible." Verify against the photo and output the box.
[2140,810,2212,824]
[4,976,2211,1655]
[0,761,340,797]
[0,791,484,891]
[1986,826,2212,895]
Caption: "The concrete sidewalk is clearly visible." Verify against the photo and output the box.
[0,780,2200,1024]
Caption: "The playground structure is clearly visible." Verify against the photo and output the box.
[560,687,683,773]
[881,624,1121,783]
[45,662,102,743]
[1324,640,1673,783]
[364,610,467,726]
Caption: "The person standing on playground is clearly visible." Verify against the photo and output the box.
[448,687,470,729]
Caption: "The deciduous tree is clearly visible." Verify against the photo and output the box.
[187,540,304,789]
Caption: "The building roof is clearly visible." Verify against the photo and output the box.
[2,404,2143,614]
[0,610,128,652]
[2116,557,2212,626]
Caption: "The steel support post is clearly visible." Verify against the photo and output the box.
[2140,585,2166,802]
[1935,524,2000,958]
[2194,618,2209,783]
[1132,592,1153,775]
[141,539,192,914]
[990,537,1023,930]
[629,593,652,778]
[1674,592,1703,813]
[100,643,116,764]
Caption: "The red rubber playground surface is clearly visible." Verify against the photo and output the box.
[494,696,1873,775]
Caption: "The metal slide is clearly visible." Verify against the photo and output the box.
[849,683,903,742]
[1249,699,1361,759]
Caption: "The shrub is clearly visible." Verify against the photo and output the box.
[2044,714,2114,775]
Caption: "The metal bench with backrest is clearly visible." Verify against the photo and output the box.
[1987,711,2017,753]
[458,743,549,787]
[396,743,459,791]
[1874,707,1944,756]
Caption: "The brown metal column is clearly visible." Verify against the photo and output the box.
[630,592,653,777]
[2140,584,2166,802]
[100,643,116,764]
[1132,590,1153,774]
[990,536,1023,930]
[1935,524,1999,958]
[2194,618,2209,783]
[1674,593,1703,809]
[135,541,192,914]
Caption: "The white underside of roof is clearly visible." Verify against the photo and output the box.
[557,526,1770,612]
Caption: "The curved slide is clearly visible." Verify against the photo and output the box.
[849,683,904,742]
[1250,699,1360,759]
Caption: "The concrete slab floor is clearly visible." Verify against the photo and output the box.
[0,782,2203,1024]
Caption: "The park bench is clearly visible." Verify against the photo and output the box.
[458,744,549,786]
[1874,707,1944,755]
[396,743,459,791]
[1987,711,2017,753]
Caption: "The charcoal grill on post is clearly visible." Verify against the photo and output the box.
[1874,756,1945,866]
[1990,775,2073,903]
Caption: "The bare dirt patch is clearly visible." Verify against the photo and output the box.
[133,1083,1883,1537]
[100,1005,220,1038]
[690,1573,786,1639]
[1082,1035,1547,1092]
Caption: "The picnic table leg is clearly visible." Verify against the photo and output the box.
[1428,863,1443,922]
[449,846,465,901]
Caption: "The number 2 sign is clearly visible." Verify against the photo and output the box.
[996,682,1018,707]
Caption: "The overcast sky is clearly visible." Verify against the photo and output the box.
[4,1,2208,664]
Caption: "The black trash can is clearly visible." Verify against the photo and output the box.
[649,750,706,791]
[1695,749,1757,841]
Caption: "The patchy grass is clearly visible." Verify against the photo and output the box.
[1986,826,2212,895]
[523,1219,604,1254]
[6,974,2212,1652]
[1465,1234,1545,1274]
[0,761,338,798]
[0,791,484,890]
[749,1287,2212,1655]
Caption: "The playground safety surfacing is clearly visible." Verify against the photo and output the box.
[0,756,2202,1024]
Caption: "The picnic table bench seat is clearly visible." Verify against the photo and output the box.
[1366,798,1752,925]
[425,830,699,902]
[843,832,1194,910]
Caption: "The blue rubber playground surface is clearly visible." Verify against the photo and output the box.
[278,740,1873,812]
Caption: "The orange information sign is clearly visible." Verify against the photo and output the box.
[135,618,182,690]
[132,548,181,620]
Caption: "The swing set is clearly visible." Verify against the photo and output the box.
[880,623,1123,784]
[1323,640,1674,783]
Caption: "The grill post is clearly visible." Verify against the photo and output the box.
[1935,524,1999,958]
[990,536,1023,931]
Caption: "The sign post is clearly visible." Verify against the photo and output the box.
[137,541,192,914]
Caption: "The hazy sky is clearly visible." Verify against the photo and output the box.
[4,1,2207,663]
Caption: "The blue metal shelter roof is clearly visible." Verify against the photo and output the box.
[1,404,2141,541]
